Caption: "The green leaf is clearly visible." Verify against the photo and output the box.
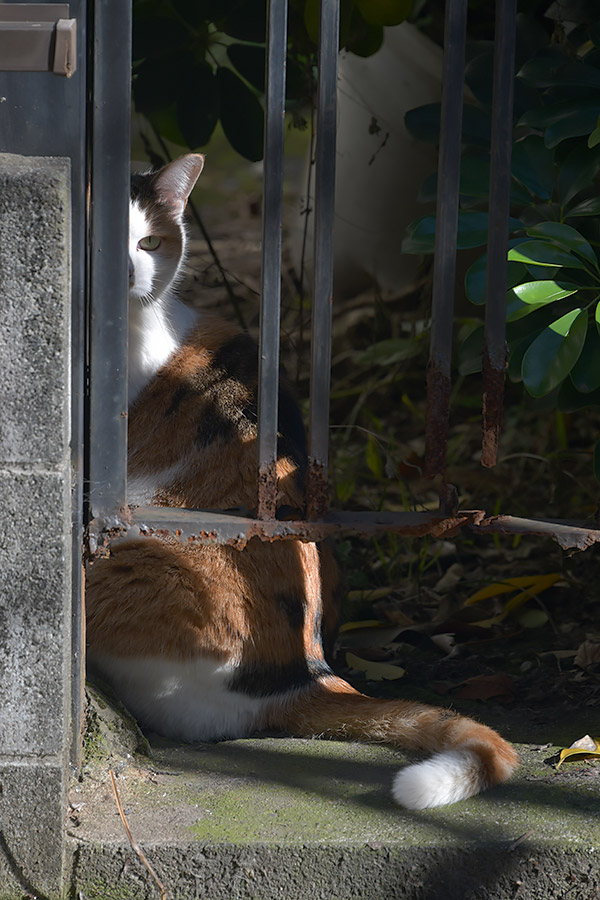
[511,136,554,200]
[227,44,265,93]
[508,241,588,270]
[355,0,411,27]
[403,212,522,255]
[522,308,588,397]
[565,196,600,217]
[517,609,549,629]
[175,63,219,149]
[589,125,600,148]
[519,99,600,130]
[217,67,264,161]
[525,222,599,269]
[346,10,383,57]
[570,325,600,392]
[404,103,491,146]
[366,435,383,478]
[357,338,422,367]
[465,252,527,307]
[518,47,600,90]
[545,104,600,148]
[557,143,600,206]
[506,281,580,321]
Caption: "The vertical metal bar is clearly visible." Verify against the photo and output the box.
[307,0,340,520]
[88,0,131,519]
[482,0,517,467]
[424,0,468,481]
[257,0,288,520]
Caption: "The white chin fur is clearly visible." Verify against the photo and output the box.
[392,749,483,809]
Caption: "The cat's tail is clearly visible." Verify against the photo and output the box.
[275,675,518,809]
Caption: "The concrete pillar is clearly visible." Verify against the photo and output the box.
[0,154,72,899]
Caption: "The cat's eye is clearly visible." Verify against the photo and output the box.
[138,235,162,251]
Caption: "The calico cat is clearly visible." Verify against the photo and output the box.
[85,153,519,810]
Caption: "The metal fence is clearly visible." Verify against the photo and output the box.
[87,0,600,558]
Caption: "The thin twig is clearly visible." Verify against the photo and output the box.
[109,770,167,900]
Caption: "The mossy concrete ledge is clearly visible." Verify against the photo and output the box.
[68,734,599,900]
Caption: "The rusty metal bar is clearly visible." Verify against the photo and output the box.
[482,0,517,467]
[257,0,288,520]
[307,0,340,520]
[424,0,468,480]
[88,507,600,554]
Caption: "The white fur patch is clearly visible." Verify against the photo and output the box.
[128,199,199,404]
[391,749,483,809]
[89,654,271,742]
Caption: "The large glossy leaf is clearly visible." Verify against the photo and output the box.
[511,136,554,200]
[566,196,600,217]
[525,222,599,269]
[521,308,588,397]
[506,281,580,321]
[545,105,600,148]
[508,241,588,270]
[557,143,600,206]
[404,103,491,146]
[227,44,265,93]
[403,212,522,254]
[571,325,600,392]
[217,67,264,161]
[518,98,600,130]
[355,0,411,27]
[176,63,219,149]
[465,245,527,306]
[519,47,600,90]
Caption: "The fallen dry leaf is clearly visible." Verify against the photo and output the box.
[345,652,405,682]
[574,640,600,669]
[456,673,516,702]
[556,735,600,768]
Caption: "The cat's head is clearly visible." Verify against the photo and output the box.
[129,153,204,306]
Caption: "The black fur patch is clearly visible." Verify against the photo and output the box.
[166,385,192,417]
[277,592,306,630]
[228,657,331,697]
[212,333,258,384]
[196,401,236,448]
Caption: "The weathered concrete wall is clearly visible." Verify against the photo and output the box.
[0,154,72,899]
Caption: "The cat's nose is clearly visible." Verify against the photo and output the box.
[128,255,134,282]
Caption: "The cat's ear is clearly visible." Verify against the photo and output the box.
[152,153,205,214]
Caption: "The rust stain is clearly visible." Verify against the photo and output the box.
[481,347,507,468]
[425,362,451,479]
[257,459,278,520]
[306,459,329,520]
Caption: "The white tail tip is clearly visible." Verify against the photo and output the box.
[392,749,484,809]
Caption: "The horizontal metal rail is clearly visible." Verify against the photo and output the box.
[88,508,600,554]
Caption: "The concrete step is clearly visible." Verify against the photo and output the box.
[69,734,600,900]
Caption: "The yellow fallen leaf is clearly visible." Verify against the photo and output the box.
[465,573,561,624]
[339,620,386,632]
[346,587,396,603]
[345,652,405,682]
[556,735,600,768]
[464,573,561,607]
